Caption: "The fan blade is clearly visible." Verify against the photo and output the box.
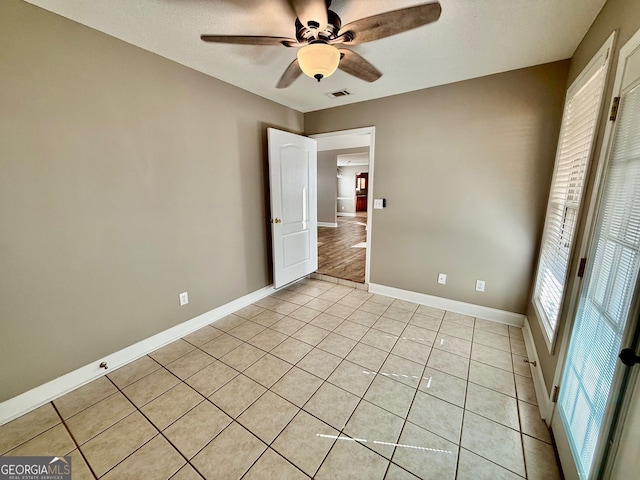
[289,0,329,31]
[338,2,441,45]
[338,49,382,83]
[276,59,303,88]
[200,35,298,47]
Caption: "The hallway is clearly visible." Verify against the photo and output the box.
[317,213,367,284]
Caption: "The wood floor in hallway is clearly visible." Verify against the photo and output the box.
[317,213,367,284]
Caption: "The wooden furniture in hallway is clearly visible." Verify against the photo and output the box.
[355,172,368,212]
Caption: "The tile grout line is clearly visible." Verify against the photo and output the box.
[258,296,401,477]
[135,361,271,479]
[0,410,64,457]
[511,332,529,480]
[457,316,537,478]
[343,305,496,474]
[308,300,427,479]
[383,306,436,478]
[51,400,99,480]
[463,322,531,478]
[159,375,228,471]
[389,306,446,478]
[327,301,397,475]
[102,366,200,479]
[236,445,311,480]
[104,357,251,478]
[456,313,477,478]
[246,330,335,479]
[294,305,370,478]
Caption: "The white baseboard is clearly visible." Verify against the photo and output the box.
[318,222,338,228]
[337,213,356,217]
[368,283,525,326]
[0,284,276,425]
[522,317,554,423]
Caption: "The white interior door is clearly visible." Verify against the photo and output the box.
[552,29,640,480]
[268,128,318,289]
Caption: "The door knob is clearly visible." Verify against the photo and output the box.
[619,348,640,367]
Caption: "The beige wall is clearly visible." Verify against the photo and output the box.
[317,147,369,222]
[0,0,303,401]
[306,61,569,314]
[527,0,640,394]
[317,151,337,224]
[337,165,369,215]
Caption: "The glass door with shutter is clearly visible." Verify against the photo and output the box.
[553,30,640,480]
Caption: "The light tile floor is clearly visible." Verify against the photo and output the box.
[0,278,562,480]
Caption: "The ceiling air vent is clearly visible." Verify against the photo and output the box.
[325,89,351,99]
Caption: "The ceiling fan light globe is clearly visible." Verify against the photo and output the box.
[297,43,340,81]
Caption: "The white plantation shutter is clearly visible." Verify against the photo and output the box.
[533,47,611,346]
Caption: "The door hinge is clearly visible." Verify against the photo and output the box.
[610,96,620,121]
[578,258,587,278]
[552,385,560,403]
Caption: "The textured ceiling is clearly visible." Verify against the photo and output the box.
[25,0,606,113]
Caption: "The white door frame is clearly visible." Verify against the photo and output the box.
[310,126,376,284]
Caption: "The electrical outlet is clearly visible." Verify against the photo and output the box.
[475,280,485,292]
[179,292,189,306]
[437,273,447,285]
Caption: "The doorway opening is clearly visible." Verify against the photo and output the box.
[311,127,375,285]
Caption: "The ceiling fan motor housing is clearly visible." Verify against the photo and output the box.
[296,10,342,43]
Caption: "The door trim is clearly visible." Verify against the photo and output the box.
[311,126,376,284]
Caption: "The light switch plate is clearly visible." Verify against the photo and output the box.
[373,198,385,209]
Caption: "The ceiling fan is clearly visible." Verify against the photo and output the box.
[200,0,442,88]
